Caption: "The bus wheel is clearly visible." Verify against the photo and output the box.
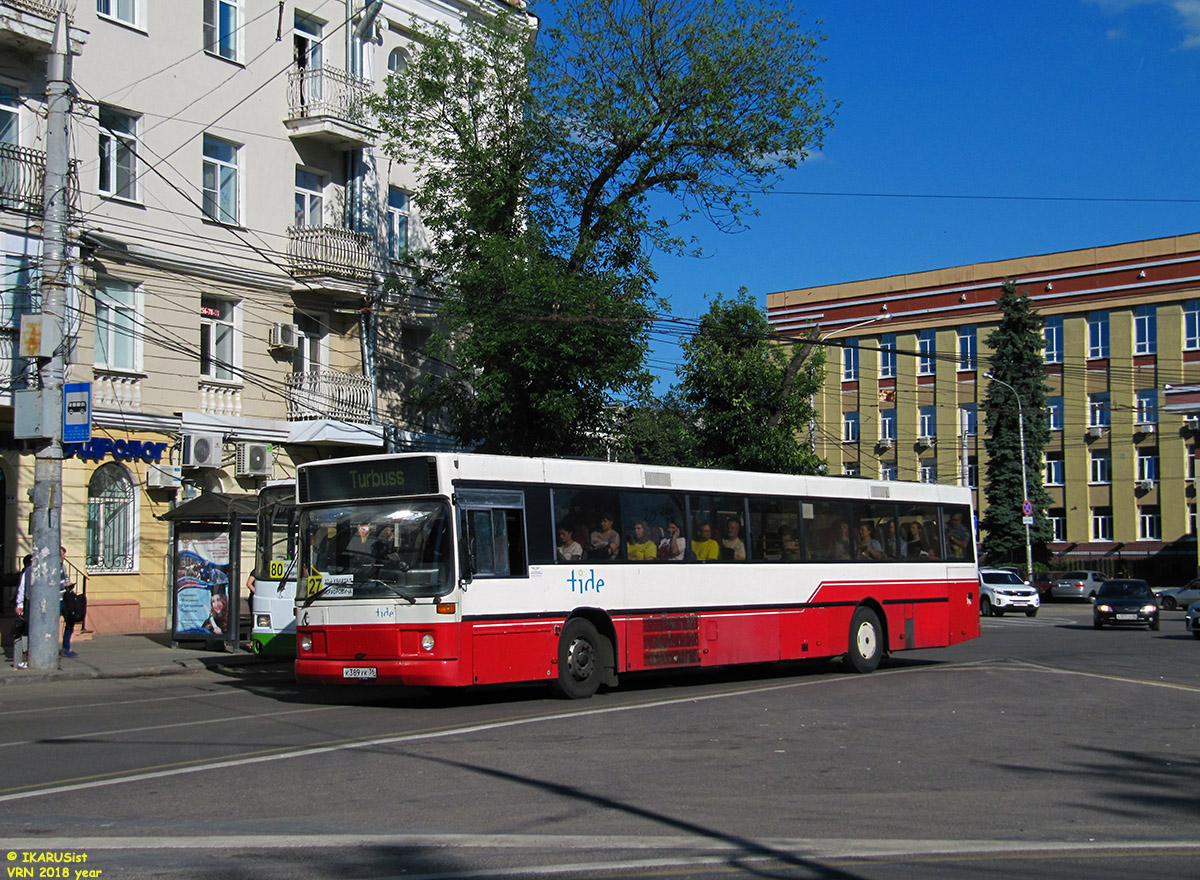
[552,618,603,699]
[846,607,882,674]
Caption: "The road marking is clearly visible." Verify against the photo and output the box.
[0,687,244,718]
[0,704,341,749]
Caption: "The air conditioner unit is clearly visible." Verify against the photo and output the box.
[182,433,224,469]
[268,322,300,350]
[1136,479,1155,491]
[236,442,273,478]
[917,436,935,448]
[1136,423,1156,434]
[146,464,182,489]
[878,438,894,449]
[1087,426,1106,439]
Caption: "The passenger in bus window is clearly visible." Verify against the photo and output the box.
[557,526,583,562]
[692,522,720,562]
[346,524,374,563]
[946,511,971,559]
[779,525,802,560]
[857,522,884,560]
[828,520,853,560]
[589,515,621,560]
[902,520,932,558]
[879,520,899,558]
[659,520,686,561]
[720,518,747,561]
[626,521,658,561]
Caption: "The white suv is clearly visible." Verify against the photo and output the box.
[979,568,1040,617]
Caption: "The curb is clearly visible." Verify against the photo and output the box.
[0,655,291,687]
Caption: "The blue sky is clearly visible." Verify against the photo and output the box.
[643,0,1200,379]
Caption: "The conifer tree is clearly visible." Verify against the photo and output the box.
[981,281,1054,568]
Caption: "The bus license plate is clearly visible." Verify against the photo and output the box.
[1115,613,1138,621]
[343,667,377,680]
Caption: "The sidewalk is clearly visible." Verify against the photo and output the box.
[1,631,290,686]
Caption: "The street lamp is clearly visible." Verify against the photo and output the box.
[985,372,1034,582]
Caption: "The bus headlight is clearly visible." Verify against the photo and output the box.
[420,634,435,652]
[299,634,313,652]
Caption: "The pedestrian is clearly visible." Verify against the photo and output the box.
[12,554,31,669]
[59,546,80,658]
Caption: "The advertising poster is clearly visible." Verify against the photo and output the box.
[173,529,232,640]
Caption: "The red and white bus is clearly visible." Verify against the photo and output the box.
[293,453,980,697]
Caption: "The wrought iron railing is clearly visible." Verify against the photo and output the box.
[287,225,374,280]
[286,65,370,123]
[0,143,80,216]
[285,369,372,422]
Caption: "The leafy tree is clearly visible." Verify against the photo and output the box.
[675,292,824,474]
[368,0,835,455]
[605,393,697,467]
[981,281,1054,567]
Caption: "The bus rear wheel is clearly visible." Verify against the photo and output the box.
[551,618,604,699]
[846,607,883,674]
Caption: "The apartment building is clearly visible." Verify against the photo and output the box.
[0,0,524,632]
[766,233,1200,583]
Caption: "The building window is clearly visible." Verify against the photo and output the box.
[1090,451,1111,485]
[1047,397,1063,431]
[917,329,936,376]
[200,295,238,382]
[202,135,239,224]
[1044,454,1065,486]
[881,462,897,481]
[919,405,937,439]
[1092,507,1113,542]
[842,340,859,381]
[957,325,977,371]
[87,463,137,573]
[964,457,978,489]
[2,254,38,328]
[919,462,937,484]
[1189,446,1197,480]
[1048,509,1066,542]
[1088,311,1109,359]
[842,411,859,443]
[1190,504,1197,536]
[959,403,978,436]
[204,0,241,62]
[98,106,138,201]
[1043,315,1063,364]
[0,83,17,147]
[387,187,409,261]
[878,333,897,379]
[94,277,139,371]
[97,0,136,26]
[1135,389,1158,425]
[388,47,409,74]
[1134,305,1157,355]
[294,168,323,228]
[1139,506,1162,540]
[842,463,860,478]
[1137,449,1159,483]
[880,409,897,442]
[1186,300,1200,351]
[1089,392,1110,428]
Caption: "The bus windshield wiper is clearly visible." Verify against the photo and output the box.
[364,579,418,604]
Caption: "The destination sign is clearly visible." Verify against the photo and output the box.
[302,456,438,503]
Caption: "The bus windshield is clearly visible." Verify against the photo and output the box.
[301,499,454,600]
[256,485,297,582]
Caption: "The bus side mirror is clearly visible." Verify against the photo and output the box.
[457,512,474,585]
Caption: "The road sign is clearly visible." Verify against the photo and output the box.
[1022,499,1033,516]
[63,382,91,443]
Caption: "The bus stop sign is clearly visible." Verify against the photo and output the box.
[63,382,91,444]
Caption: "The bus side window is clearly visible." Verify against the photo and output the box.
[466,507,527,578]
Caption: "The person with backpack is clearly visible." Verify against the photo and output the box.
[59,546,82,658]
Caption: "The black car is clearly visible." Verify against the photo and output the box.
[1093,579,1160,631]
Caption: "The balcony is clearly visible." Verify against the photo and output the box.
[93,370,142,411]
[0,1,88,55]
[198,381,242,417]
[0,143,81,217]
[284,66,377,149]
[287,225,376,297]
[285,369,371,422]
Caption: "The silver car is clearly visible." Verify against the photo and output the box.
[1051,570,1108,601]
[1186,601,1200,639]
[1156,578,1200,611]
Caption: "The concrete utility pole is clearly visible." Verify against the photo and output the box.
[27,5,73,670]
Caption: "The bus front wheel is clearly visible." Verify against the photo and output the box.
[552,618,604,699]
[846,607,883,674]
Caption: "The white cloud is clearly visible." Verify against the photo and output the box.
[1086,0,1200,48]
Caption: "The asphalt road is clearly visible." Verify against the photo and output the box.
[2,602,1198,879]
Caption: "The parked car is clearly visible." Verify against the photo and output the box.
[1186,601,1200,639]
[1052,570,1108,601]
[979,568,1040,617]
[1092,579,1160,630]
[1155,578,1200,611]
[1030,572,1064,600]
